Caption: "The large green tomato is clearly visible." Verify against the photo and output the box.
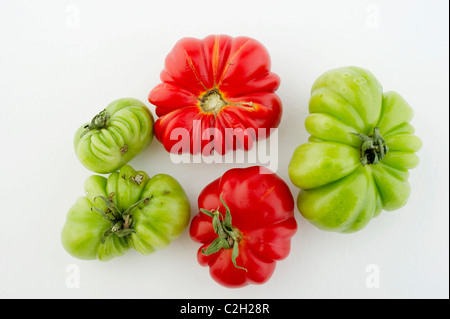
[61,165,191,261]
[289,66,422,233]
[74,98,154,174]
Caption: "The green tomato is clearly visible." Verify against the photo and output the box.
[61,165,191,261]
[74,98,154,174]
[288,66,422,233]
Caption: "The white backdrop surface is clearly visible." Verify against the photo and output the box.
[0,0,448,299]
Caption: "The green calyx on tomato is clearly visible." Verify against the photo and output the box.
[74,98,154,174]
[92,193,149,243]
[80,109,111,138]
[288,66,422,233]
[353,127,389,165]
[200,195,247,272]
[61,165,191,261]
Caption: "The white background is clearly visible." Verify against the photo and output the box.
[0,0,448,299]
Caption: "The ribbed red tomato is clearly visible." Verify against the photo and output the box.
[148,34,282,155]
[189,166,297,288]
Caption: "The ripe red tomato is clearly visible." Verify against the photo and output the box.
[189,166,297,288]
[148,35,282,155]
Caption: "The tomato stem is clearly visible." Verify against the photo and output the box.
[92,194,150,244]
[200,194,247,272]
[80,109,111,138]
[353,127,389,165]
[200,89,227,115]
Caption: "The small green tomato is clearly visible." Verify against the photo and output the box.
[74,98,154,174]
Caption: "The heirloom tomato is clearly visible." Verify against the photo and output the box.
[148,34,282,155]
[190,166,297,288]
[61,165,191,261]
[74,98,154,174]
[288,66,422,233]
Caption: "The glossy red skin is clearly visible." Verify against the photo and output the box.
[189,166,297,288]
[148,34,282,155]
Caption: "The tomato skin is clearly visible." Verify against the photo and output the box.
[189,166,297,288]
[61,165,191,261]
[288,66,422,233]
[148,35,282,155]
[74,98,154,174]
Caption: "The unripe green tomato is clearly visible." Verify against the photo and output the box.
[74,98,154,174]
[288,66,422,233]
[61,165,191,261]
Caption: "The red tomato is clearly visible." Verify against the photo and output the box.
[148,35,282,155]
[189,166,297,288]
